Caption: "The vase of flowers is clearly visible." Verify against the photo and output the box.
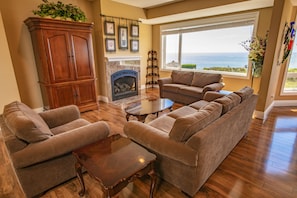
[241,33,268,77]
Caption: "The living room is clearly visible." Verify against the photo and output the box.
[1,0,297,197]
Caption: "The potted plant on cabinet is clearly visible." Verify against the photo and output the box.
[32,0,86,22]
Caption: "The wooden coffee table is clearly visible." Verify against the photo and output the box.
[72,134,157,198]
[125,98,174,122]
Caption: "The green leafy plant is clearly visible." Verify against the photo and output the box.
[240,32,268,77]
[33,0,86,22]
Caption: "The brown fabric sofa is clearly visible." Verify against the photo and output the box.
[124,87,257,196]
[158,70,224,104]
[0,101,110,198]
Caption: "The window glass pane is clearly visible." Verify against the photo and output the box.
[160,12,258,77]
[283,38,297,93]
[163,34,180,68]
[180,26,252,74]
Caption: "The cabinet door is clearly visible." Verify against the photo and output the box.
[43,30,75,83]
[51,84,76,108]
[70,32,94,80]
[75,80,97,107]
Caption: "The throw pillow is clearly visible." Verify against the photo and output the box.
[169,102,222,142]
[215,93,241,114]
[191,72,222,87]
[234,86,254,101]
[171,70,194,85]
[3,101,53,143]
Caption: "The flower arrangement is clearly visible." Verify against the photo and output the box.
[241,33,268,77]
[32,0,86,22]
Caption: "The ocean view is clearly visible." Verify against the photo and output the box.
[166,52,297,69]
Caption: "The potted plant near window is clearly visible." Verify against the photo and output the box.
[32,0,86,22]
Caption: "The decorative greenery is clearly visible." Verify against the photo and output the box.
[241,33,268,77]
[181,64,196,69]
[33,0,86,22]
[203,66,246,73]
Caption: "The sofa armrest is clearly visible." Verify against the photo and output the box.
[11,121,110,168]
[203,82,224,93]
[39,105,80,128]
[124,121,197,166]
[158,77,172,85]
[158,77,173,98]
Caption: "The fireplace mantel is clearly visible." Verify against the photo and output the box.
[105,56,142,62]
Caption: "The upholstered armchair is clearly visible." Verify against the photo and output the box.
[0,101,110,198]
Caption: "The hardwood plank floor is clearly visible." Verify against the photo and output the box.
[1,88,297,198]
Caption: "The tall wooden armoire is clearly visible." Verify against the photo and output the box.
[25,17,98,112]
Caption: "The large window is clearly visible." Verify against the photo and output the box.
[282,34,297,94]
[161,12,259,77]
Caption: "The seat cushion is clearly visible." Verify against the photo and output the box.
[171,70,194,85]
[148,116,175,133]
[178,86,204,98]
[162,84,185,93]
[191,72,222,87]
[169,102,222,142]
[3,101,53,143]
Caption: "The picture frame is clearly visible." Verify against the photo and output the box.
[131,24,139,37]
[105,38,116,52]
[104,21,115,36]
[130,39,139,52]
[118,26,128,49]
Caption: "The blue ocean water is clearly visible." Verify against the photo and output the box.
[166,52,297,69]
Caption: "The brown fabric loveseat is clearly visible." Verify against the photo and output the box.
[0,101,110,198]
[124,87,257,196]
[158,70,224,104]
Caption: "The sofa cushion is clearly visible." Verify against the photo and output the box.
[234,86,254,101]
[163,84,185,93]
[148,116,175,133]
[189,100,210,110]
[169,102,222,142]
[171,70,194,85]
[167,106,198,119]
[191,72,222,87]
[178,86,204,97]
[214,93,241,114]
[3,101,53,143]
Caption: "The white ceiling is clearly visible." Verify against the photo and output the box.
[111,0,180,8]
[112,0,297,24]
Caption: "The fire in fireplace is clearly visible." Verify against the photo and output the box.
[111,70,138,101]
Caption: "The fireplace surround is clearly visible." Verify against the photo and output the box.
[105,56,141,102]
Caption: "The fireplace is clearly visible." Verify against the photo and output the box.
[105,56,141,102]
[111,70,138,101]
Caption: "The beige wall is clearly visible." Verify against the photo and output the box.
[0,0,94,109]
[0,11,20,112]
[0,0,152,109]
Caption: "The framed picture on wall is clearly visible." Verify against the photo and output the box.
[118,26,128,49]
[104,21,115,35]
[131,24,139,37]
[130,39,139,52]
[105,38,116,52]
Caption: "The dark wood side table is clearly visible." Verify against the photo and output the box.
[72,134,157,198]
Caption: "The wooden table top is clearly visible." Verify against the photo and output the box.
[72,134,156,188]
[124,98,174,116]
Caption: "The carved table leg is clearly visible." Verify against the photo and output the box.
[75,162,86,196]
[148,169,157,198]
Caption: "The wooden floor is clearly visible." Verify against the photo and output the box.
[1,88,297,198]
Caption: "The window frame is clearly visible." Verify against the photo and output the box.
[160,12,259,78]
